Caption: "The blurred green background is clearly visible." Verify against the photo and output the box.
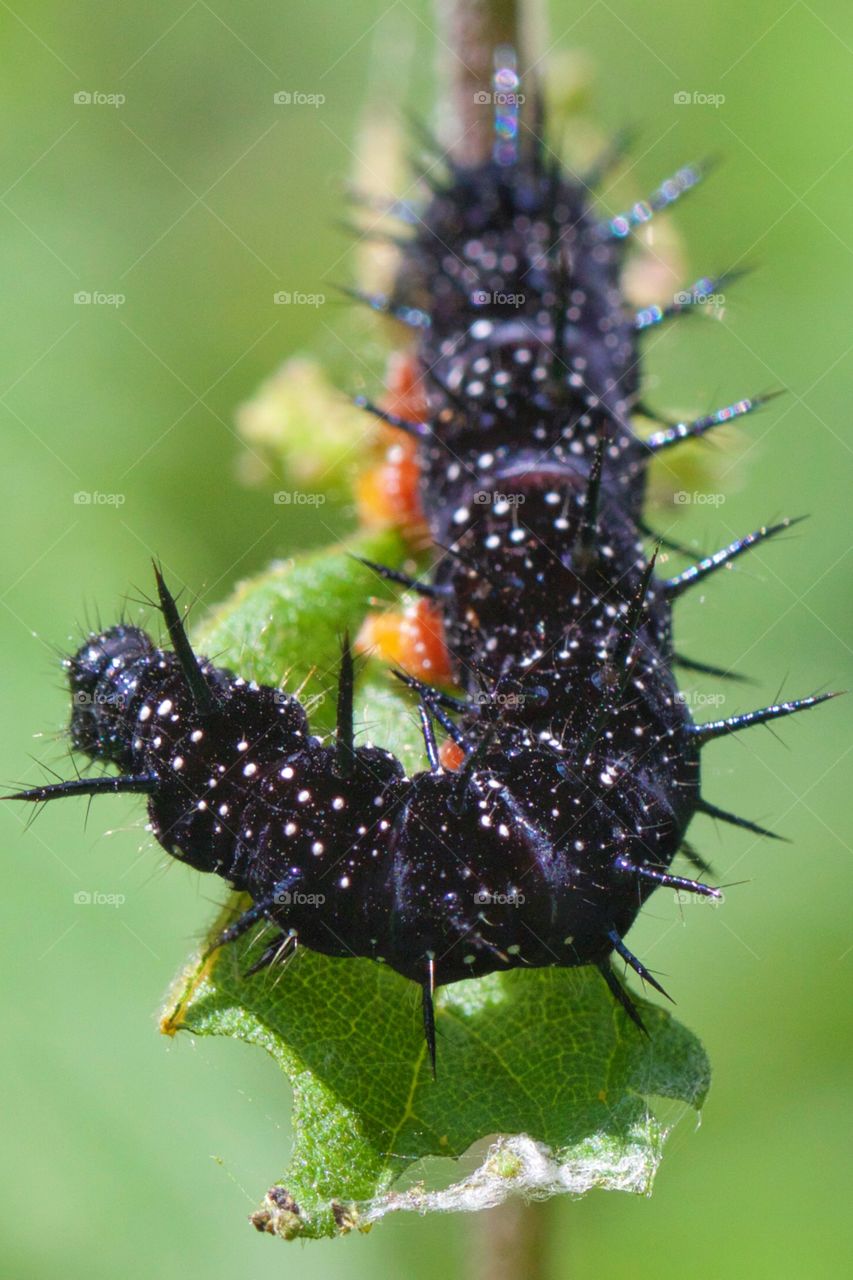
[1,1,850,1277]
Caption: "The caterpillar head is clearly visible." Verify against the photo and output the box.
[66,626,156,767]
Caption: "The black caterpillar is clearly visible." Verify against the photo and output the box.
[10,54,838,1070]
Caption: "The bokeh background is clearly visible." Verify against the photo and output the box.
[1,1,851,1277]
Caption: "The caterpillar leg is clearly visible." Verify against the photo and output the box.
[211,876,303,952]
[422,955,437,1078]
[244,932,298,978]
[597,962,647,1035]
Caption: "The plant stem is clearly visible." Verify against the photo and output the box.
[433,0,544,164]
[467,1197,552,1280]
[435,4,557,1276]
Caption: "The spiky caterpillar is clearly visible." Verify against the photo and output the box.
[10,62,837,1070]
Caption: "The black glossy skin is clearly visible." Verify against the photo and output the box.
[65,621,696,988]
[59,154,702,994]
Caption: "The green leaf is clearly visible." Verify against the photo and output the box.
[161,530,710,1240]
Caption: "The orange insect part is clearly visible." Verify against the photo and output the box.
[438,739,465,771]
[356,439,424,531]
[355,597,453,685]
[356,351,429,533]
[383,349,429,421]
